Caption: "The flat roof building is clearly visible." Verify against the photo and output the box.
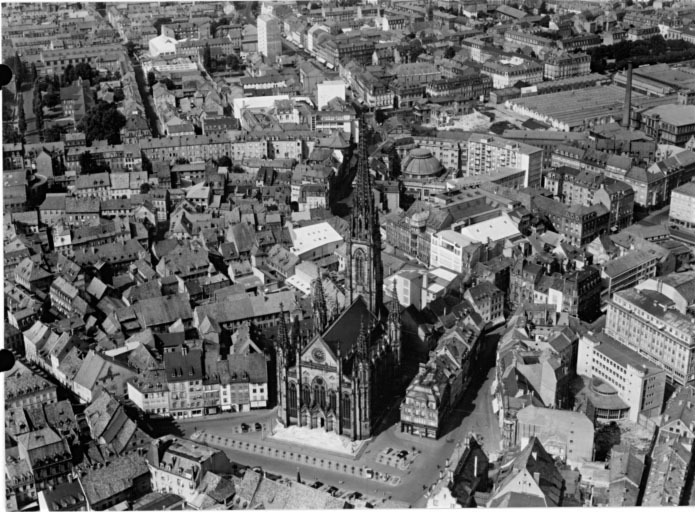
[578,331,666,422]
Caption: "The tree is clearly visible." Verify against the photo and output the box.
[17,93,26,135]
[124,41,138,58]
[203,43,212,71]
[147,71,157,88]
[44,89,61,109]
[35,99,44,137]
[175,157,190,165]
[226,53,241,71]
[444,46,456,59]
[79,151,109,174]
[3,124,21,144]
[140,182,151,194]
[77,102,127,144]
[74,63,93,82]
[152,17,173,36]
[30,63,37,82]
[44,124,67,143]
[63,64,75,85]
[113,88,125,103]
[218,155,232,168]
[5,55,26,89]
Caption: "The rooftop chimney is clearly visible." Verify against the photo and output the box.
[622,62,633,129]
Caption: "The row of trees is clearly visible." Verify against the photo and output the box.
[588,35,695,73]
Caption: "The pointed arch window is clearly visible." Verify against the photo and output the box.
[341,394,351,429]
[288,383,297,417]
[354,249,367,285]
[302,384,311,407]
[313,377,326,408]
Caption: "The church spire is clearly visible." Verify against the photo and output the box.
[351,113,377,242]
[389,280,401,319]
[312,274,328,335]
[347,113,384,315]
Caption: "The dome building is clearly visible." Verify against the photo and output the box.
[402,148,444,180]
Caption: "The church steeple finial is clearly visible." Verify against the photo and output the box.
[389,280,401,318]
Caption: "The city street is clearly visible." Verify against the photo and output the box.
[150,326,504,507]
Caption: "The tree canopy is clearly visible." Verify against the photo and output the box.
[17,93,26,135]
[77,102,127,145]
[217,155,232,168]
[79,151,110,174]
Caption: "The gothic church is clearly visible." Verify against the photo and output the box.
[275,116,402,441]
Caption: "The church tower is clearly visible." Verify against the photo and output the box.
[347,114,384,316]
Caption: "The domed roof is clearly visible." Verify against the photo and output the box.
[403,148,442,178]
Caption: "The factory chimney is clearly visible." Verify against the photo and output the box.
[622,62,633,129]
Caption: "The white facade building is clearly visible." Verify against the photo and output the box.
[467,134,543,188]
[316,80,346,109]
[577,331,666,422]
[258,14,282,62]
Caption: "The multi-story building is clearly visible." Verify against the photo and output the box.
[669,181,695,230]
[40,44,124,76]
[543,52,591,80]
[127,369,171,417]
[6,361,58,411]
[147,436,232,503]
[605,274,695,386]
[467,134,543,188]
[503,31,554,57]
[164,345,205,419]
[481,56,543,89]
[465,281,505,326]
[16,428,73,493]
[425,74,493,101]
[430,230,474,274]
[577,331,666,423]
[544,167,634,231]
[533,196,610,247]
[558,33,602,51]
[601,250,659,300]
[637,104,695,146]
[400,363,450,439]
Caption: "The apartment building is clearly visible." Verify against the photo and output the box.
[533,195,610,247]
[481,56,544,89]
[544,167,634,231]
[543,52,591,80]
[605,274,695,386]
[578,331,666,423]
[164,345,205,419]
[425,74,493,101]
[467,134,543,188]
